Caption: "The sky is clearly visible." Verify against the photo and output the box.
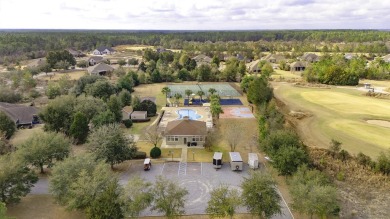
[0,0,389,30]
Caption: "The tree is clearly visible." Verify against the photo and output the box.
[107,95,123,122]
[134,100,157,117]
[74,95,107,122]
[145,126,162,148]
[87,123,137,169]
[114,67,126,77]
[117,74,134,92]
[72,75,103,96]
[0,112,16,139]
[261,130,301,156]
[46,82,62,99]
[151,176,188,219]
[85,80,117,101]
[225,121,243,152]
[86,179,124,219]
[211,56,220,67]
[210,95,223,120]
[128,58,139,67]
[118,59,126,67]
[17,132,70,173]
[197,90,205,102]
[0,202,12,219]
[272,146,309,175]
[261,63,274,78]
[161,87,171,106]
[121,175,153,218]
[247,76,273,106]
[50,155,124,217]
[91,110,116,127]
[0,154,38,203]
[118,89,132,106]
[208,88,217,95]
[76,60,88,68]
[46,50,76,69]
[206,184,241,219]
[69,111,89,144]
[173,93,182,106]
[185,89,193,106]
[329,139,341,157]
[376,150,390,175]
[241,171,282,219]
[39,95,76,134]
[289,165,339,218]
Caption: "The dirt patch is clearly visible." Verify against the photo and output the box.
[366,119,390,128]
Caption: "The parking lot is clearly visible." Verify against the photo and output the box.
[119,161,293,218]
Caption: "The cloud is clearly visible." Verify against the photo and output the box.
[0,0,389,29]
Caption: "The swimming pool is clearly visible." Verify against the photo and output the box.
[176,109,202,120]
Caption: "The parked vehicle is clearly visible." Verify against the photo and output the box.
[213,152,223,169]
[144,158,152,171]
[248,153,259,169]
[229,152,243,171]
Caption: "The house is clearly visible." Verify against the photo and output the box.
[301,53,319,62]
[192,54,212,66]
[67,49,84,57]
[92,46,115,55]
[131,111,148,120]
[246,60,261,73]
[88,56,106,66]
[87,63,114,76]
[290,61,307,72]
[164,117,207,147]
[262,54,286,63]
[122,106,133,120]
[0,102,39,127]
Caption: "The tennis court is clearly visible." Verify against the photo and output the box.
[220,107,255,119]
[168,83,241,97]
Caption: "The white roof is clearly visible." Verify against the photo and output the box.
[213,152,223,160]
[144,158,151,164]
[248,153,258,161]
[229,152,243,162]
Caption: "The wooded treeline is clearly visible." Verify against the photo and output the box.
[1,30,390,64]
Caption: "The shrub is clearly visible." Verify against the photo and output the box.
[336,171,345,181]
[123,119,133,128]
[0,87,22,103]
[150,147,161,158]
[134,151,147,159]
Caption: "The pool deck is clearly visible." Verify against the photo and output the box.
[159,106,213,130]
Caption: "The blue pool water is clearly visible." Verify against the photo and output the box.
[177,109,201,120]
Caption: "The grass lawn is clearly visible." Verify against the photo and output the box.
[271,69,303,81]
[10,125,44,146]
[37,71,88,81]
[7,195,85,219]
[273,82,390,158]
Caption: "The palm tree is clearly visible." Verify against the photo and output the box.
[197,90,205,103]
[185,89,192,106]
[208,88,217,95]
[174,93,182,106]
[161,87,171,106]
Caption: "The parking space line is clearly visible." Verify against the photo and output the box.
[160,163,165,175]
[201,162,203,175]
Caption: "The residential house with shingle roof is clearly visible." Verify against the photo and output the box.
[164,117,207,147]
[92,46,115,55]
[88,56,106,66]
[262,54,286,63]
[246,59,261,73]
[192,54,212,66]
[87,63,114,76]
[301,53,320,62]
[290,61,307,72]
[0,102,39,127]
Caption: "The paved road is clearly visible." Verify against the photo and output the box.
[31,161,293,219]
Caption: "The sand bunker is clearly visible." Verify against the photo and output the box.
[366,120,390,128]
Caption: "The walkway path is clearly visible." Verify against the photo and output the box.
[181,147,188,162]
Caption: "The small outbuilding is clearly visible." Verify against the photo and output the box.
[248,153,259,169]
[131,111,148,120]
[213,152,223,169]
[122,106,133,120]
[290,61,307,72]
[229,152,243,171]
